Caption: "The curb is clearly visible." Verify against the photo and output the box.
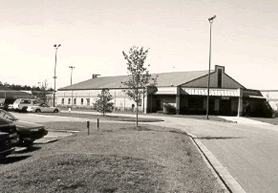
[34,138,59,144]
[47,129,80,133]
[188,134,246,193]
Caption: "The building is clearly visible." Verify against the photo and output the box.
[260,90,278,112]
[57,65,271,117]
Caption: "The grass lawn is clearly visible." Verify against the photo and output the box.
[0,122,226,192]
[42,110,231,124]
[40,112,165,123]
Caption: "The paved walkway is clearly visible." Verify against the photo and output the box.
[218,116,273,125]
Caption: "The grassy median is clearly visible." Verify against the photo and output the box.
[0,122,225,192]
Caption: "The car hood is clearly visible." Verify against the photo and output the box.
[14,120,45,130]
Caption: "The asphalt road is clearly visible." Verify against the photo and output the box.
[149,116,278,193]
[12,112,278,193]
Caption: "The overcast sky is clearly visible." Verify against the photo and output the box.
[0,0,277,90]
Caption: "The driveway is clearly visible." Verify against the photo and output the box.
[13,111,278,193]
[148,116,278,193]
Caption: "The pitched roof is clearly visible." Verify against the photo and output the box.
[59,70,209,91]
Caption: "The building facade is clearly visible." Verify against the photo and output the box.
[57,65,271,117]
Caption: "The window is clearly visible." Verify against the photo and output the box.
[68,98,71,105]
[218,69,222,88]
[188,97,203,110]
[61,98,64,105]
[81,98,84,105]
[86,98,90,105]
[74,98,76,105]
[20,100,31,104]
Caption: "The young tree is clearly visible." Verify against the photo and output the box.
[33,80,51,104]
[122,46,157,127]
[94,89,114,116]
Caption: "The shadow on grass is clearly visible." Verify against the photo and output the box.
[0,155,31,164]
[196,136,242,140]
[168,130,188,135]
[120,126,152,131]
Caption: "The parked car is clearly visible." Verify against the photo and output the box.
[0,109,48,146]
[13,98,40,111]
[0,132,16,159]
[3,103,14,111]
[0,119,19,159]
[0,98,5,109]
[25,103,60,113]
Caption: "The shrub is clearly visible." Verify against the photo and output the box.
[163,103,176,114]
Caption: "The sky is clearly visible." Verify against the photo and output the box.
[0,0,277,90]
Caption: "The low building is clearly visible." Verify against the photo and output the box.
[260,90,278,112]
[57,65,271,117]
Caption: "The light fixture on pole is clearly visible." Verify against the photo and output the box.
[69,66,75,86]
[206,15,216,120]
[53,44,61,107]
[69,65,75,107]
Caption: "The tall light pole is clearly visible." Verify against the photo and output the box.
[69,66,75,85]
[69,66,75,107]
[53,44,61,107]
[206,15,216,120]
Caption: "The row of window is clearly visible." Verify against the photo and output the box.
[61,98,90,105]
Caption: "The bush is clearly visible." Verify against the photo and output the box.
[163,103,176,114]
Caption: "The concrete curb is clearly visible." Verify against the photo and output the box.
[188,134,246,193]
[47,129,80,133]
[34,138,59,144]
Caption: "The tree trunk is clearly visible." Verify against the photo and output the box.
[136,102,139,127]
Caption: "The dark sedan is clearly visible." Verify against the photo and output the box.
[0,110,48,146]
[0,120,18,159]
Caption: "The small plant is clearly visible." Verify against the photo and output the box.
[163,103,176,114]
[93,89,114,116]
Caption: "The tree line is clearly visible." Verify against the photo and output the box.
[0,81,53,91]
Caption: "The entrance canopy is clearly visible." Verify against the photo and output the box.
[181,88,240,97]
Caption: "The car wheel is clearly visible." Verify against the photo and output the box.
[23,140,34,147]
[54,109,59,113]
[0,155,6,163]
[35,109,41,113]
[22,106,28,112]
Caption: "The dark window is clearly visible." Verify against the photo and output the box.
[218,69,222,88]
[61,98,64,105]
[81,98,84,105]
[74,98,76,105]
[68,98,71,105]
[188,97,204,110]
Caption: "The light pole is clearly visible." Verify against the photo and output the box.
[53,44,61,107]
[69,66,75,107]
[69,66,75,85]
[206,15,216,120]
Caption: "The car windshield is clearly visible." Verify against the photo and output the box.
[0,110,18,121]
